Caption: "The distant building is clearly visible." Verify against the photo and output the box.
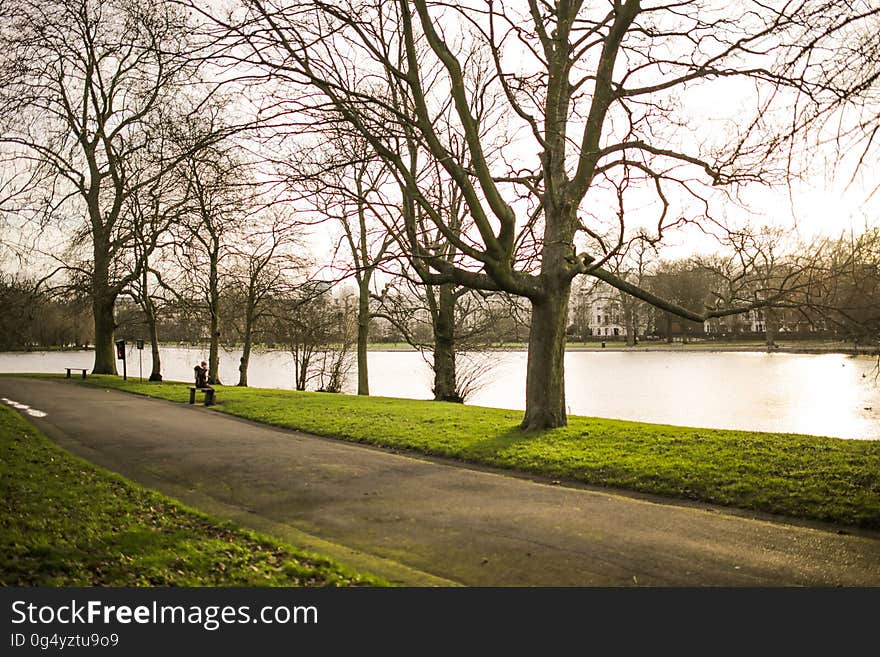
[569,278,647,341]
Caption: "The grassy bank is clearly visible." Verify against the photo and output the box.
[0,403,386,586]
[74,375,880,530]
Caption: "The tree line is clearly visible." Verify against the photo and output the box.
[570,228,880,347]
[5,224,876,353]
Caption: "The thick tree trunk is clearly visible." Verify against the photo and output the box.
[432,283,460,402]
[521,287,570,430]
[91,245,118,375]
[356,279,370,395]
[91,294,117,375]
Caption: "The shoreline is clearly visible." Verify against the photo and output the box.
[560,344,880,355]
[2,343,879,356]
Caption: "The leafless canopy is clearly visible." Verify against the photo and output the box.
[207,0,877,306]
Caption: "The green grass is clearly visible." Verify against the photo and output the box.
[0,403,387,586]
[72,375,880,530]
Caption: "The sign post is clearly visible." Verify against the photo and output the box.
[136,339,144,381]
[115,339,127,381]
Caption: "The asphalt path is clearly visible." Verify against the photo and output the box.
[2,377,879,586]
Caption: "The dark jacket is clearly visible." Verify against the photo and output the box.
[194,365,208,388]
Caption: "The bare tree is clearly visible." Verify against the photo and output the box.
[204,0,877,427]
[0,275,93,349]
[123,137,193,380]
[227,210,305,386]
[374,274,511,402]
[288,135,396,395]
[693,226,810,346]
[173,119,254,385]
[643,262,708,342]
[804,227,880,346]
[273,287,355,392]
[314,296,357,394]
[0,0,225,374]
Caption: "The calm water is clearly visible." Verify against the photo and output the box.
[2,346,878,440]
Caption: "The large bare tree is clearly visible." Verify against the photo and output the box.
[211,0,876,428]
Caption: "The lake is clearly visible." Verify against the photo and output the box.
[1,346,878,440]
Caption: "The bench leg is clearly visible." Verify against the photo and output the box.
[189,388,196,404]
[205,390,215,406]
[81,370,87,379]
[66,369,71,379]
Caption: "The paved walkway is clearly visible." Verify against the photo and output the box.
[2,377,879,586]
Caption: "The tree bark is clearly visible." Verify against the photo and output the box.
[432,283,460,402]
[624,303,636,347]
[90,241,118,375]
[238,342,251,387]
[238,308,253,387]
[144,298,162,381]
[521,287,570,430]
[356,277,370,395]
[91,294,118,375]
[208,249,222,385]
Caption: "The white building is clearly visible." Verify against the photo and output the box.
[570,279,638,340]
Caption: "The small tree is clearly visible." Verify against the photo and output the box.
[173,118,252,385]
[374,277,511,402]
[274,287,356,392]
[806,228,880,346]
[227,210,305,386]
[287,135,395,395]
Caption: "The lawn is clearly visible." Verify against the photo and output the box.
[78,375,880,530]
[0,403,387,586]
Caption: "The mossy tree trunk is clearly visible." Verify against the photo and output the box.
[521,285,570,430]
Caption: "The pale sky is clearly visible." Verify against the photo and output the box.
[4,0,879,280]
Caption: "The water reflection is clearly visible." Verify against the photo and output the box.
[1,346,877,440]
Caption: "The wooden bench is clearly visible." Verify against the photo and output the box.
[188,386,216,406]
[65,367,88,379]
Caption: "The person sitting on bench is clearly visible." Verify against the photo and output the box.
[194,361,213,392]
